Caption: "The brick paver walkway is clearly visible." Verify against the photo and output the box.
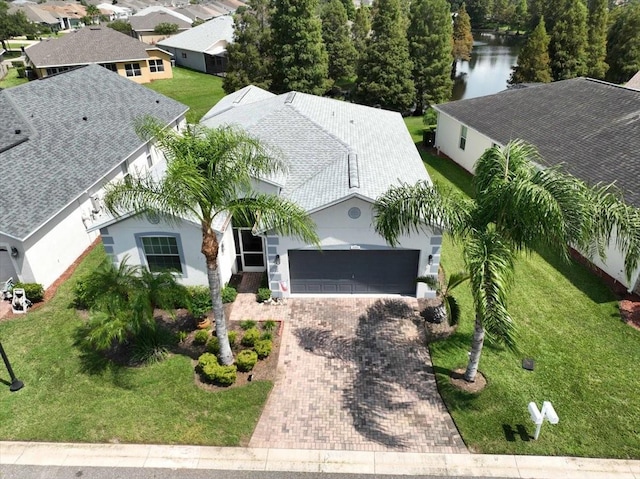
[249,298,467,453]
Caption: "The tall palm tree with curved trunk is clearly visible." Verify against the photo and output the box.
[104,117,319,365]
[374,140,640,382]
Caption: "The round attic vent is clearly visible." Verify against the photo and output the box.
[348,207,361,219]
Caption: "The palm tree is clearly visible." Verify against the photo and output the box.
[374,140,640,382]
[104,118,319,365]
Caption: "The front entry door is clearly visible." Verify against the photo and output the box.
[233,228,266,272]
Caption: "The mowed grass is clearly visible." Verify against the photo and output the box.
[145,67,225,123]
[0,245,271,445]
[0,68,29,89]
[406,120,640,458]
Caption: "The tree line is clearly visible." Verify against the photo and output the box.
[224,0,475,114]
[511,0,640,85]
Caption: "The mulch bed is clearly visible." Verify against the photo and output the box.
[156,305,281,390]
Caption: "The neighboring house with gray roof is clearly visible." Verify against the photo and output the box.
[0,64,188,289]
[433,77,640,292]
[99,85,441,298]
[24,26,174,83]
[129,12,192,45]
[157,15,233,75]
[8,4,61,31]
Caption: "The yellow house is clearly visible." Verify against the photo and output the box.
[25,26,173,84]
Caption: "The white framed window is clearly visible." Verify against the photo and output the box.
[124,62,142,77]
[459,125,468,150]
[138,235,184,274]
[149,59,164,73]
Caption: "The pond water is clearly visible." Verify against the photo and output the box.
[452,32,523,101]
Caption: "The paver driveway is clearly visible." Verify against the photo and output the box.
[249,298,467,453]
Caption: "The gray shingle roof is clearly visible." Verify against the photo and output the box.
[157,15,233,53]
[201,86,430,212]
[129,12,192,32]
[435,78,640,208]
[0,65,188,240]
[25,26,159,67]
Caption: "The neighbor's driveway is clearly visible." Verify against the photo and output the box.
[249,298,467,453]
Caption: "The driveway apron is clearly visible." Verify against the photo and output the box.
[249,298,467,453]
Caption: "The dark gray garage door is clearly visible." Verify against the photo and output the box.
[289,249,419,295]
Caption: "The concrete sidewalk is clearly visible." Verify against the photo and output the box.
[0,442,638,478]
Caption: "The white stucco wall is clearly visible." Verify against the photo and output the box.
[103,215,235,287]
[434,110,495,174]
[265,196,441,299]
[434,109,639,291]
[163,47,206,73]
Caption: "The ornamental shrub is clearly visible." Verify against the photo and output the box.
[193,329,209,345]
[212,364,237,386]
[240,319,256,330]
[236,349,258,372]
[241,327,260,347]
[254,339,273,359]
[262,319,277,333]
[228,330,238,346]
[256,288,272,303]
[186,286,212,318]
[206,336,220,354]
[221,285,237,303]
[197,352,218,370]
[15,282,44,303]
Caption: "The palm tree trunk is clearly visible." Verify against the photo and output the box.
[202,226,234,365]
[464,316,484,382]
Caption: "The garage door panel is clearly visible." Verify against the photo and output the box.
[289,250,419,295]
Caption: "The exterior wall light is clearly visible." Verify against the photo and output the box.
[10,247,19,258]
[274,254,280,265]
[428,254,433,265]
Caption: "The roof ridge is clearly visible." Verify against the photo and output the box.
[584,76,640,93]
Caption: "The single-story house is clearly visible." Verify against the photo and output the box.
[38,2,86,30]
[0,64,187,288]
[433,77,640,293]
[25,26,174,83]
[96,3,133,21]
[157,15,233,75]
[8,4,61,32]
[173,5,226,22]
[133,6,193,25]
[129,12,192,45]
[96,86,441,298]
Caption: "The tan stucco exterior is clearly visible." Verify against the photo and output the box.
[32,50,173,84]
[136,31,185,45]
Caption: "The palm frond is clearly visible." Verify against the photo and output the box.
[373,181,473,246]
[228,194,320,246]
[465,228,517,351]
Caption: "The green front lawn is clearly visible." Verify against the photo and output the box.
[0,68,28,89]
[406,123,640,458]
[145,67,225,123]
[0,245,271,445]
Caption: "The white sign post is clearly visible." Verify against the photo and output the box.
[527,401,559,440]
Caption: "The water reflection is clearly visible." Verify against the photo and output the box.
[452,32,523,101]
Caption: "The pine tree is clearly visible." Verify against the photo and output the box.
[465,0,493,28]
[509,16,552,84]
[408,0,453,114]
[355,0,415,112]
[548,0,588,81]
[223,0,273,93]
[452,3,474,76]
[271,0,329,94]
[352,6,371,65]
[340,0,355,20]
[321,0,357,81]
[605,1,640,84]
[585,0,608,80]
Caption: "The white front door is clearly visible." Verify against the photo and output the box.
[233,228,266,272]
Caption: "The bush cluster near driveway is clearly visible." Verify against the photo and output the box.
[145,67,225,123]
[405,121,640,459]
[0,245,271,446]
